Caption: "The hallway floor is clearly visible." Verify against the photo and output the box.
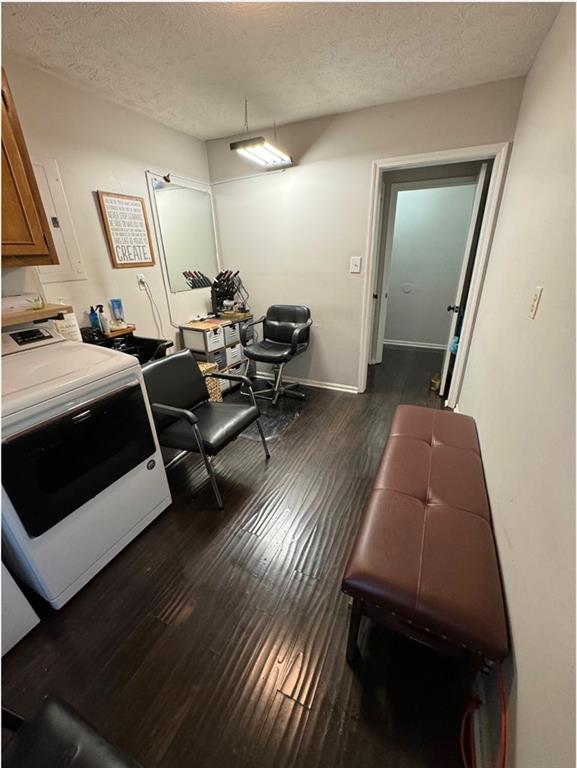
[2,347,475,768]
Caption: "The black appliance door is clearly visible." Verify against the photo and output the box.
[2,382,156,538]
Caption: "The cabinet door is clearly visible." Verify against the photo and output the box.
[1,69,58,267]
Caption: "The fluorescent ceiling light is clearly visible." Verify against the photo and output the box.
[230,136,292,169]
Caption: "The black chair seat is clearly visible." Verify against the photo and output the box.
[3,696,140,768]
[244,339,308,364]
[159,402,259,455]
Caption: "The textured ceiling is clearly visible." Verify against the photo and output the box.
[2,2,559,140]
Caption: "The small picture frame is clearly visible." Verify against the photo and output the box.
[96,191,155,269]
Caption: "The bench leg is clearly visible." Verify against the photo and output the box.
[346,598,363,665]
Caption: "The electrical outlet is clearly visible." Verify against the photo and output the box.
[350,256,362,274]
[137,273,146,291]
[529,286,543,319]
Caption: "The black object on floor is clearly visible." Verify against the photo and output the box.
[2,696,141,768]
[227,379,317,441]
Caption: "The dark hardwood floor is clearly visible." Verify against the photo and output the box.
[2,346,473,768]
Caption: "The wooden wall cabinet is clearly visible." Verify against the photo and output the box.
[2,69,59,268]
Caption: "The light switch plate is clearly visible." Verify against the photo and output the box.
[350,256,362,274]
[529,286,543,319]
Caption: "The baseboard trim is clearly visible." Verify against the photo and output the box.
[384,339,446,351]
[255,372,358,394]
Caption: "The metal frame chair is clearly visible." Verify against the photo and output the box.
[143,350,269,509]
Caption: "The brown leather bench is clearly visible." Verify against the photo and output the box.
[342,405,509,664]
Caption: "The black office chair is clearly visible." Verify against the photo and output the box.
[143,349,269,509]
[240,305,312,406]
[2,697,141,767]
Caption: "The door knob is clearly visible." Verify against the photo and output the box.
[447,304,460,313]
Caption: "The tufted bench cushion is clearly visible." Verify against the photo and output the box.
[342,405,509,662]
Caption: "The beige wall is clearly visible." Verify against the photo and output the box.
[459,6,575,767]
[2,56,213,341]
[3,59,523,374]
[207,78,524,388]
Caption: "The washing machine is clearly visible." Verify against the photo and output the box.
[2,324,172,609]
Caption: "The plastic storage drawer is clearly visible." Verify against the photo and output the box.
[193,349,226,370]
[182,326,224,353]
[223,323,240,346]
[225,344,243,366]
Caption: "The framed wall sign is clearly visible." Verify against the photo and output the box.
[96,191,155,268]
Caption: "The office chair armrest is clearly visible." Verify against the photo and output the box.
[207,372,258,407]
[151,402,198,425]
[290,319,313,354]
[149,340,175,360]
[239,315,265,345]
[207,371,253,387]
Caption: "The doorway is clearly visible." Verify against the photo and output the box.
[359,144,509,406]
[371,162,491,398]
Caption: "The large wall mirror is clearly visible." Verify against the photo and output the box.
[148,174,219,293]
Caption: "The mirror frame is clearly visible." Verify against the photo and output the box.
[146,171,221,295]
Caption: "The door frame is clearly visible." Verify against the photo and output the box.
[373,175,479,364]
[439,163,489,397]
[358,143,510,406]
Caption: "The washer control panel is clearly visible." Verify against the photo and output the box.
[2,325,64,356]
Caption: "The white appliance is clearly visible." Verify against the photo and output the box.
[2,324,63,355]
[1,326,172,609]
[2,563,40,654]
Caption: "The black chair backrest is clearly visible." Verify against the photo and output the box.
[143,349,207,427]
[263,305,311,345]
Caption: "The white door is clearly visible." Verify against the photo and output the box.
[439,163,489,397]
[371,188,398,365]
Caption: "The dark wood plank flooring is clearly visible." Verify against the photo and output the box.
[2,347,472,768]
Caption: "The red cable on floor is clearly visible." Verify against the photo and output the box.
[470,704,477,768]
[497,664,508,768]
[460,695,481,768]
[460,664,508,768]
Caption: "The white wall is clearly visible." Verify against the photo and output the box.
[2,56,213,342]
[208,78,524,389]
[458,6,575,768]
[383,183,477,347]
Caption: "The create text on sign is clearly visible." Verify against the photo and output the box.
[102,195,153,265]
